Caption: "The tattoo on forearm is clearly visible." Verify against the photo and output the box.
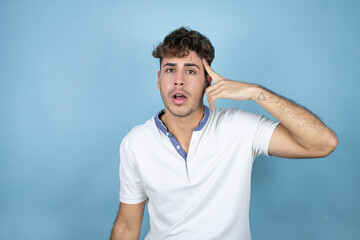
[258,92,266,101]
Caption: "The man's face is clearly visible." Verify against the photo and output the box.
[157,51,211,118]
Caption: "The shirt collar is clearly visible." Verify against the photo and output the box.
[154,105,210,134]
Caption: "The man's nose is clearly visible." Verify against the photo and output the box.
[174,72,184,86]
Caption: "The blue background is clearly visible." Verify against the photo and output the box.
[1,0,359,239]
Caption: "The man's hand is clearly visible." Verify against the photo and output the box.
[202,58,260,110]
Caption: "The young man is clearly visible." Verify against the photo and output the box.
[110,27,338,240]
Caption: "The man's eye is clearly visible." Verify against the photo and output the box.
[187,70,195,74]
[165,68,174,73]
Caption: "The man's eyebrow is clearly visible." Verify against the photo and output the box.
[162,62,201,69]
[184,63,200,69]
[162,63,177,68]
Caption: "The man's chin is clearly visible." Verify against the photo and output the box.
[165,103,204,118]
[166,105,194,118]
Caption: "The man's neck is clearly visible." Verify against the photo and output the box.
[161,105,205,143]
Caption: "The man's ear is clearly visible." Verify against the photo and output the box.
[157,71,160,89]
[206,74,212,87]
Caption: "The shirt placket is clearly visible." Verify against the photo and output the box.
[154,106,210,181]
[185,131,201,182]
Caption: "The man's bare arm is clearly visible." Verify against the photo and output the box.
[110,200,146,240]
[202,59,338,158]
[252,87,337,158]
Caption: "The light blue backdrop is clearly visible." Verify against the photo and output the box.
[1,0,359,239]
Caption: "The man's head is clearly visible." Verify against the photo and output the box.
[152,27,215,70]
[153,27,215,118]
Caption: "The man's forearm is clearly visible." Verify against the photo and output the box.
[251,85,338,153]
[110,223,140,240]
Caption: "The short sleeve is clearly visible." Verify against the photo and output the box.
[252,115,280,158]
[119,138,147,204]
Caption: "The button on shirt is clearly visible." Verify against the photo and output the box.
[119,107,279,240]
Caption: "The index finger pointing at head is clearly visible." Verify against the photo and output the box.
[202,58,222,80]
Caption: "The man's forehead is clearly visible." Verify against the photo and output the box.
[162,51,202,65]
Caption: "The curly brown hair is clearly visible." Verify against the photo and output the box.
[152,27,215,67]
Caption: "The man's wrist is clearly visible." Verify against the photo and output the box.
[249,85,265,101]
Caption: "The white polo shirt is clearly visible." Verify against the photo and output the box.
[119,106,279,240]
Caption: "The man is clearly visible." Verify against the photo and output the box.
[110,27,337,240]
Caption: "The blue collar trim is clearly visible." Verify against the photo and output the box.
[154,106,210,161]
[154,105,210,134]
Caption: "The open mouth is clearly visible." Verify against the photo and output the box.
[173,94,186,99]
[172,92,187,105]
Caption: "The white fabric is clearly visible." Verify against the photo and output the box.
[119,107,279,240]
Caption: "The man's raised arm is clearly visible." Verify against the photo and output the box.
[202,59,338,159]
